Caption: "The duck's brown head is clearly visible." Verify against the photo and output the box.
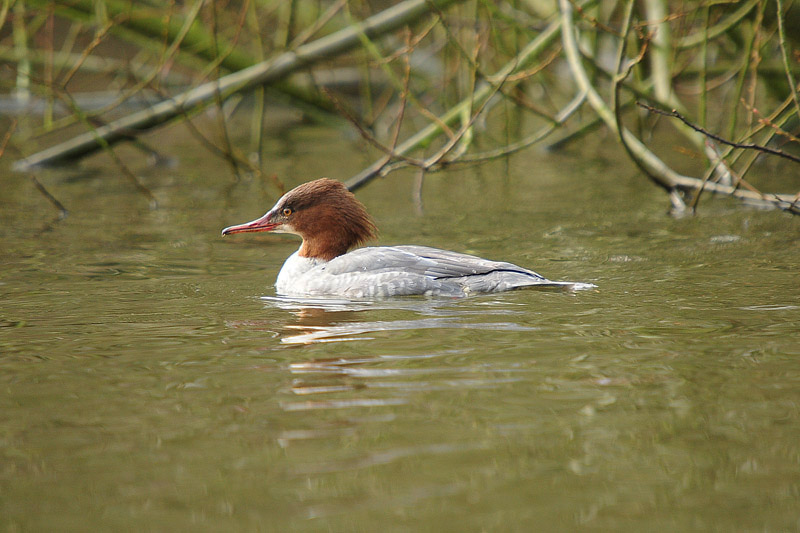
[222,178,377,261]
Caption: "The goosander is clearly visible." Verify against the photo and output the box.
[222,178,592,297]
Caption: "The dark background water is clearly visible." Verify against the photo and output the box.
[2,117,799,530]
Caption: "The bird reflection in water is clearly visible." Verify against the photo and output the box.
[226,295,535,476]
[260,295,537,345]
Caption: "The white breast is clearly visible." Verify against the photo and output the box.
[274,250,325,295]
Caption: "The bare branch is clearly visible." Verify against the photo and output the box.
[637,102,800,165]
[14,0,466,170]
[346,17,563,191]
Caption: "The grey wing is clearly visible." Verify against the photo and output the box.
[390,246,593,293]
[324,246,545,280]
[320,246,455,277]
[317,246,471,296]
[390,245,547,280]
[320,246,586,296]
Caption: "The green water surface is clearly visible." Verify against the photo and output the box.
[1,124,799,531]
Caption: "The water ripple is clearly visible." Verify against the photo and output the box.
[739,304,799,312]
[280,397,408,411]
[290,441,490,476]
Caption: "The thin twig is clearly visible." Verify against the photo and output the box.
[725,1,766,139]
[570,0,621,37]
[420,68,509,171]
[288,0,347,48]
[2,121,66,216]
[246,0,266,166]
[698,3,709,128]
[61,19,115,87]
[637,102,800,165]
[704,94,796,186]
[412,168,424,216]
[746,102,800,144]
[677,0,759,49]
[373,17,438,64]
[390,29,413,155]
[30,175,68,219]
[210,0,242,180]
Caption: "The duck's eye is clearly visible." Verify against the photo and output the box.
[282,207,293,217]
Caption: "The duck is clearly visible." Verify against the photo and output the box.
[222,178,593,297]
